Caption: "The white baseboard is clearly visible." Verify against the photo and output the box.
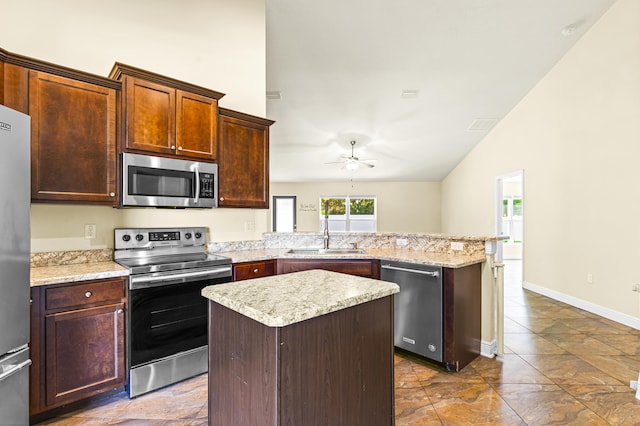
[523,281,640,331]
[481,339,497,358]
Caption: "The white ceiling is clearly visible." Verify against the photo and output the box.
[265,0,615,182]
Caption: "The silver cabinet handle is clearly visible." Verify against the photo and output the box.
[381,264,440,277]
[171,145,176,150]
[178,146,183,151]
[109,192,116,197]
[253,268,259,273]
[85,291,92,298]
[117,309,124,314]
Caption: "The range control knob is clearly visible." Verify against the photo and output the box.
[195,232,202,239]
[122,234,131,242]
[185,233,192,240]
[135,234,144,242]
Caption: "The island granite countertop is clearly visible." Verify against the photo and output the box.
[201,269,400,327]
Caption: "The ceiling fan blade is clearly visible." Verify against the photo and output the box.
[324,161,346,165]
[361,162,375,168]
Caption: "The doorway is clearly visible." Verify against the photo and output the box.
[495,171,524,356]
[495,171,523,264]
[272,196,297,232]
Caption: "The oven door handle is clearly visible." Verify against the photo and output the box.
[130,266,231,289]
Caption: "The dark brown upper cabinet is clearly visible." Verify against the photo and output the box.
[109,63,224,162]
[1,48,120,205]
[29,71,118,204]
[218,108,274,208]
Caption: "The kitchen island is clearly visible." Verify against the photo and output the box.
[201,269,400,426]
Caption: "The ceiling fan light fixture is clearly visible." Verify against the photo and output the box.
[345,159,360,171]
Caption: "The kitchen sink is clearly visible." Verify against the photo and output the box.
[286,248,366,255]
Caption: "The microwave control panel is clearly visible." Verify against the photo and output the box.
[199,173,215,199]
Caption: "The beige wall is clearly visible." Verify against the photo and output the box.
[442,0,640,325]
[1,0,269,251]
[271,182,441,233]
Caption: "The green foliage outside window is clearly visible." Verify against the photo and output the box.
[350,198,375,215]
[321,198,346,215]
[512,199,523,216]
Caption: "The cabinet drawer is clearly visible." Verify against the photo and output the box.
[45,278,125,311]
[233,260,275,281]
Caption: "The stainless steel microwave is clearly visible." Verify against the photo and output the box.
[121,153,217,208]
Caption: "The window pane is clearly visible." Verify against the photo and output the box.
[350,198,375,215]
[512,198,523,216]
[350,220,375,232]
[321,198,346,215]
[502,199,509,217]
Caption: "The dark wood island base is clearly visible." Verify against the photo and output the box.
[204,270,398,426]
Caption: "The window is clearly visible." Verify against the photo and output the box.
[320,196,376,232]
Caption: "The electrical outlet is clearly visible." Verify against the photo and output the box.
[587,273,593,284]
[632,283,640,292]
[244,221,255,232]
[451,241,464,251]
[84,224,96,240]
[396,238,408,247]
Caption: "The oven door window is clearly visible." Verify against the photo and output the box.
[128,166,194,198]
[130,279,214,367]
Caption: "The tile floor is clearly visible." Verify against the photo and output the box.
[35,260,640,425]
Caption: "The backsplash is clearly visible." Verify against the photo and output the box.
[209,232,490,257]
[31,249,114,268]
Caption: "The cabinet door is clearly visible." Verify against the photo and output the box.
[123,76,176,155]
[277,259,379,278]
[218,113,270,208]
[44,302,125,407]
[176,90,217,160]
[29,71,117,204]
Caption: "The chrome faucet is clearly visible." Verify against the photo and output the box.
[323,200,330,249]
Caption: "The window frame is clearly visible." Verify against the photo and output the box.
[319,195,377,232]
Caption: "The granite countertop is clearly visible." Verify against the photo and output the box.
[202,269,400,327]
[218,248,485,268]
[30,261,129,287]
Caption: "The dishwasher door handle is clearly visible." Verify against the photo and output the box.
[381,264,439,278]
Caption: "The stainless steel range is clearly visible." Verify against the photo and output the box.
[114,227,231,398]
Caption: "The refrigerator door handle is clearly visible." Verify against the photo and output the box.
[0,359,31,382]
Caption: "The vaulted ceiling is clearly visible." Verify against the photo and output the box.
[265,0,615,182]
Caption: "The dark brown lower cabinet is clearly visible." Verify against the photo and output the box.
[232,259,276,281]
[277,258,380,279]
[208,295,395,426]
[30,277,127,419]
[443,263,482,371]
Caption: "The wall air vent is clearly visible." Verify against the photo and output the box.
[467,118,499,132]
[400,89,419,99]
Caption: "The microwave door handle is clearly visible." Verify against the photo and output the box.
[194,167,200,204]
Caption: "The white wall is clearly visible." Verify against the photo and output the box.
[442,0,640,324]
[271,182,441,233]
[1,0,269,251]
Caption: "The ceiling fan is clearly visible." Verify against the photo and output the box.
[324,140,376,171]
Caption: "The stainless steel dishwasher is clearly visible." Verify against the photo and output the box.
[381,261,443,362]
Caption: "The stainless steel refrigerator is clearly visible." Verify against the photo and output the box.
[0,104,31,425]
